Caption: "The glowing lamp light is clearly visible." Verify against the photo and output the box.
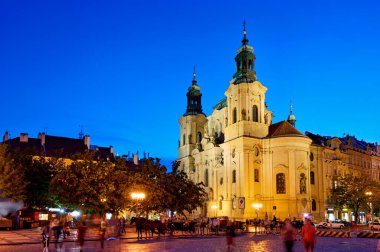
[131,193,146,200]
[252,203,263,209]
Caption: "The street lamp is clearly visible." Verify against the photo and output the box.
[365,191,373,222]
[252,203,263,219]
[211,205,217,217]
[131,192,146,217]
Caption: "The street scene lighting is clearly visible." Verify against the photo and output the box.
[131,193,146,200]
[211,204,217,217]
[252,203,263,219]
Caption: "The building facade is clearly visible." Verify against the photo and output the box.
[177,28,380,222]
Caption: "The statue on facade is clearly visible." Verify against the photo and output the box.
[300,173,306,194]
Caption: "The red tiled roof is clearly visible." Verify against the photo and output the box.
[268,121,305,137]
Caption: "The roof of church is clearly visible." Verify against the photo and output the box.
[267,120,305,137]
[213,98,227,110]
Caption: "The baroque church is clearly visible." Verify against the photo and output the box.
[177,26,380,222]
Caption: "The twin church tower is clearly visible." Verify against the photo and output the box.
[177,25,316,221]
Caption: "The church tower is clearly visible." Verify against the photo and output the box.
[178,70,207,173]
[224,23,272,141]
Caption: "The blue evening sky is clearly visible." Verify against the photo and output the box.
[1,0,379,167]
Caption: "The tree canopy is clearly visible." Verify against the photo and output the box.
[0,145,206,218]
[331,172,380,222]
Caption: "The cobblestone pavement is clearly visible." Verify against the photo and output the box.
[0,233,379,252]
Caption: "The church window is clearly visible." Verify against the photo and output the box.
[197,132,202,143]
[219,199,223,210]
[300,173,306,194]
[205,169,209,187]
[312,199,317,211]
[220,177,223,185]
[310,152,314,161]
[182,134,185,146]
[276,173,286,194]
[188,134,192,144]
[248,59,253,70]
[233,107,237,123]
[232,170,236,183]
[252,105,258,122]
[254,169,259,182]
[310,171,315,185]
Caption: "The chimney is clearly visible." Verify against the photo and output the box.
[3,131,9,142]
[20,133,28,143]
[83,135,90,149]
[38,132,46,146]
[133,153,139,165]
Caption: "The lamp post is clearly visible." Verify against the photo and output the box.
[131,192,145,217]
[365,191,373,222]
[211,205,217,217]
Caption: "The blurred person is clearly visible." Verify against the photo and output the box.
[281,219,297,252]
[226,222,235,251]
[41,221,51,248]
[77,221,87,252]
[53,222,63,250]
[100,217,107,249]
[301,218,317,252]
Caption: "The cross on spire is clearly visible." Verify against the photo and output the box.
[242,19,248,45]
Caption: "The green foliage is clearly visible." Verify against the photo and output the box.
[50,151,128,214]
[1,145,206,217]
[332,173,380,221]
[0,144,26,202]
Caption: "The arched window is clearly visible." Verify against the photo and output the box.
[233,107,237,123]
[182,134,186,146]
[248,59,253,70]
[252,105,258,122]
[205,169,209,187]
[254,169,259,182]
[232,170,236,183]
[312,199,317,211]
[300,173,306,194]
[188,134,192,144]
[276,173,286,194]
[219,199,223,210]
[310,171,315,185]
[197,132,202,143]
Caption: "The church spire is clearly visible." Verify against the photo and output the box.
[233,21,257,84]
[192,66,197,86]
[242,19,248,46]
[287,102,296,127]
[184,68,204,116]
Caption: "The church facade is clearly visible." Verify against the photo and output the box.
[177,27,380,222]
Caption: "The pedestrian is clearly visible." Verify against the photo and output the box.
[100,217,107,249]
[281,219,297,252]
[301,218,316,252]
[53,222,63,250]
[226,222,235,251]
[77,221,87,252]
[41,221,51,248]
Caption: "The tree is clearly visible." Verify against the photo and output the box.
[163,161,207,217]
[0,144,54,209]
[50,151,128,214]
[0,144,26,202]
[332,173,380,222]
